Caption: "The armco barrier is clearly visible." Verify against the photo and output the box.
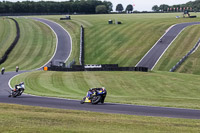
[170,38,200,72]
[79,25,84,66]
[0,18,20,64]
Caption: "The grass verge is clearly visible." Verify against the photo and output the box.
[0,103,200,133]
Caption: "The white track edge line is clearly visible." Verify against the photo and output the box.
[33,18,72,69]
[36,18,73,63]
[151,23,200,70]
[32,18,58,70]
[135,24,175,67]
[151,28,185,70]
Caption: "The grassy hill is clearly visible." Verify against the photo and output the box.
[0,18,56,71]
[2,13,200,71]
[39,13,200,70]
[0,17,16,58]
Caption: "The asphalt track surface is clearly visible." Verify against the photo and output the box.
[136,22,200,70]
[32,18,72,67]
[1,19,200,119]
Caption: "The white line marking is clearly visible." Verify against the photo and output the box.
[135,24,175,68]
[32,18,72,70]
[151,23,200,70]
[33,19,58,70]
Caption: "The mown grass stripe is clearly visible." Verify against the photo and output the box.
[39,13,200,70]
[0,19,16,58]
[0,18,56,71]
[18,19,41,69]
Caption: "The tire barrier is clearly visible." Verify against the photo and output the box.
[79,25,84,66]
[0,18,20,65]
[60,16,71,20]
[46,64,148,72]
[170,38,200,72]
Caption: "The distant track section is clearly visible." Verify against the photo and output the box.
[32,18,72,68]
[136,22,200,70]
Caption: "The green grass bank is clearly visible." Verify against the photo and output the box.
[2,13,200,72]
[0,17,16,58]
[0,103,200,133]
[37,13,200,73]
[0,17,56,71]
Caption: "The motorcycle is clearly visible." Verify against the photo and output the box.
[80,87,107,104]
[8,84,25,98]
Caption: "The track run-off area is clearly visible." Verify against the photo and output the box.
[1,18,200,119]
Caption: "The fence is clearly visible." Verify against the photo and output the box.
[170,38,200,72]
[0,18,20,64]
[79,25,84,66]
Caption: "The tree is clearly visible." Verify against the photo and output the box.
[0,0,112,14]
[95,5,107,14]
[116,4,123,12]
[126,4,133,13]
[103,1,112,13]
[159,4,169,12]
[152,5,159,12]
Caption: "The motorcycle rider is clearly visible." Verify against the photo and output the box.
[15,82,25,95]
[98,87,107,103]
[87,87,107,102]
[9,82,25,97]
[87,88,96,99]
[1,67,5,75]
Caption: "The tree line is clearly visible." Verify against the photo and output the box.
[116,4,134,13]
[0,0,112,14]
[152,0,200,12]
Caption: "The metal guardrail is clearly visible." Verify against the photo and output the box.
[170,38,200,72]
[79,25,84,65]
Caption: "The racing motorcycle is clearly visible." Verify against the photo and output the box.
[80,87,107,104]
[8,83,25,98]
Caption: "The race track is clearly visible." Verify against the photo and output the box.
[136,22,200,70]
[1,18,200,119]
[32,18,72,68]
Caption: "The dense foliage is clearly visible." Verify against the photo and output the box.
[95,5,107,14]
[0,0,112,14]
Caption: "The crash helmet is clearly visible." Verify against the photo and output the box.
[20,82,24,84]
